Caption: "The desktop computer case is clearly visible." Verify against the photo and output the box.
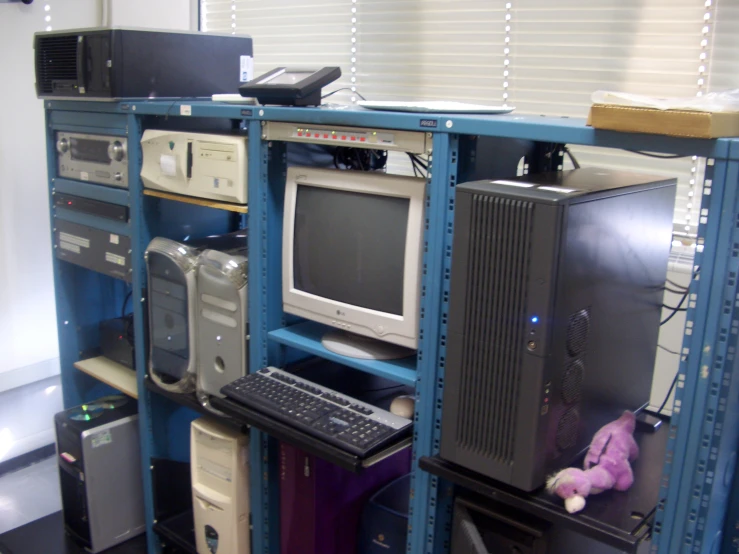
[35,28,253,99]
[197,248,248,400]
[146,232,247,392]
[54,401,145,553]
[440,168,676,491]
[191,418,250,554]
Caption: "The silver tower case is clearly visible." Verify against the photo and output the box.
[146,238,202,393]
[196,249,248,404]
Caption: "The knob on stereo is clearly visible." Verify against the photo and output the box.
[108,141,126,162]
[56,138,69,154]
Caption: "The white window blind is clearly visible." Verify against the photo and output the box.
[202,0,354,103]
[355,1,504,103]
[507,0,710,237]
[202,0,737,231]
[711,1,739,92]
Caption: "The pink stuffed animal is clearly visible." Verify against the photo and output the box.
[546,411,639,514]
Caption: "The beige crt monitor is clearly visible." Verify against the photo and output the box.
[282,166,426,359]
[141,130,248,204]
[191,418,250,554]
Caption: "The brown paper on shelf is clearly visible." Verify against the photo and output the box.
[587,103,739,138]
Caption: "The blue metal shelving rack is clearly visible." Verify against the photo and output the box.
[43,98,739,554]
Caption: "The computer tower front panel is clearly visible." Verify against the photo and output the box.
[81,416,146,552]
[147,247,197,383]
[191,419,250,554]
[197,252,248,399]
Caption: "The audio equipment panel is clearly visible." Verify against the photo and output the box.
[56,132,128,188]
[54,192,129,222]
[54,219,131,281]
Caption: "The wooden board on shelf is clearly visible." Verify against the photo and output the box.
[143,189,248,213]
[74,356,138,399]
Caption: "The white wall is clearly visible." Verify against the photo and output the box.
[109,0,194,29]
[0,1,102,383]
[0,0,194,389]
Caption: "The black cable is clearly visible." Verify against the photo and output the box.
[627,150,686,159]
[657,371,680,414]
[664,286,689,295]
[409,154,428,169]
[662,305,687,312]
[661,266,700,325]
[121,290,133,319]
[658,344,683,356]
[411,157,428,178]
[661,290,689,325]
[564,147,580,169]
[321,87,367,101]
[666,277,690,290]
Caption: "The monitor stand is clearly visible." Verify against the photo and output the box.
[321,330,415,361]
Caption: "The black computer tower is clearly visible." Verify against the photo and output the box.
[35,28,253,99]
[440,168,676,491]
[54,396,145,553]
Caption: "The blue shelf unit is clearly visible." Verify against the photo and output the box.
[43,98,739,554]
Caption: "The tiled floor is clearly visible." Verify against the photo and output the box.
[0,456,61,535]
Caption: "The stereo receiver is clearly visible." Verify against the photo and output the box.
[57,132,127,188]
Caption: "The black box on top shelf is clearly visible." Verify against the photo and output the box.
[35,28,253,99]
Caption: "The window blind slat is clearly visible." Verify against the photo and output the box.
[203,0,733,227]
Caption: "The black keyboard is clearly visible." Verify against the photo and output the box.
[221,367,413,457]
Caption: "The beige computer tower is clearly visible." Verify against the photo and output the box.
[191,418,250,554]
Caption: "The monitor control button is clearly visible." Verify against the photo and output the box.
[375,325,385,335]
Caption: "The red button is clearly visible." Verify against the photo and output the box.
[341,135,347,140]
[332,135,337,139]
[323,134,329,138]
[360,137,366,142]
[314,133,320,137]
[350,136,356,141]
[297,132,303,136]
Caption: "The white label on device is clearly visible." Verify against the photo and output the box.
[160,154,178,177]
[80,171,89,181]
[240,55,253,82]
[110,234,119,244]
[180,105,192,116]
[91,430,112,448]
[59,232,90,249]
[105,252,126,266]
[60,241,80,254]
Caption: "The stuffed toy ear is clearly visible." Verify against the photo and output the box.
[546,471,563,493]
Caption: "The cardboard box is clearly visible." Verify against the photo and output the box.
[587,103,739,138]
